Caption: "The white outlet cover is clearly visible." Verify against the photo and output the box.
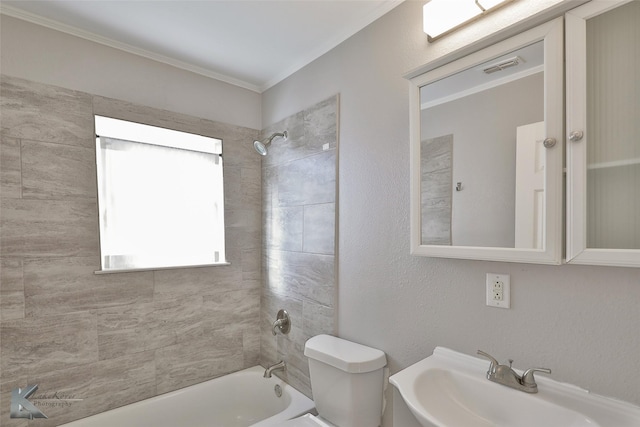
[486,273,510,308]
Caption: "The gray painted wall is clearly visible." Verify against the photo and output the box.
[0,75,262,426]
[262,2,640,425]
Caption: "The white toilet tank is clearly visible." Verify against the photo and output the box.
[304,335,387,427]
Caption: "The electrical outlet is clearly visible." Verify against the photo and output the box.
[486,273,510,308]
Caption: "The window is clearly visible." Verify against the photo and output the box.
[95,116,226,272]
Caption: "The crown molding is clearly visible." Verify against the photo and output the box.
[0,4,262,93]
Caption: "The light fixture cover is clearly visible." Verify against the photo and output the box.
[423,0,481,39]
[477,0,508,11]
[423,0,512,41]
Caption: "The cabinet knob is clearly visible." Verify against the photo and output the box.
[543,137,557,148]
[569,130,584,142]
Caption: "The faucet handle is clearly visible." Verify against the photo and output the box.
[477,350,500,373]
[522,367,552,389]
[271,309,291,336]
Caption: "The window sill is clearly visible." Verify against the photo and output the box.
[94,262,231,275]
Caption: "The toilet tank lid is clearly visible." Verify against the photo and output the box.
[304,334,387,373]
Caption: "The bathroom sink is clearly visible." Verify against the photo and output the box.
[413,368,590,426]
[390,347,640,427]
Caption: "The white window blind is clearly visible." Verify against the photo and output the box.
[95,116,226,272]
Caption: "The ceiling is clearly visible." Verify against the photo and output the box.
[1,0,403,93]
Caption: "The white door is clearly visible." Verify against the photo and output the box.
[515,121,545,249]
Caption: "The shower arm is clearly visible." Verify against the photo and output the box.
[265,132,286,144]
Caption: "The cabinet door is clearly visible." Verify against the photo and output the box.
[566,0,640,267]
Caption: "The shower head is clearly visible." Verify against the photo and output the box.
[254,131,287,156]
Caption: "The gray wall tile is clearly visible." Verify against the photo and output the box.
[302,300,335,342]
[21,139,97,199]
[203,288,260,331]
[226,226,261,251]
[0,198,99,257]
[260,96,338,396]
[261,111,305,167]
[155,328,244,394]
[224,166,261,211]
[241,249,261,281]
[243,328,261,367]
[0,258,24,320]
[277,150,336,207]
[98,295,211,360]
[303,203,336,255]
[303,95,338,151]
[0,312,98,380]
[0,75,263,426]
[266,250,335,307]
[23,257,153,317]
[225,208,261,230]
[268,206,303,251]
[20,351,156,427]
[0,136,21,199]
[219,127,262,169]
[153,264,245,301]
[97,301,178,361]
[263,164,277,212]
[0,76,93,147]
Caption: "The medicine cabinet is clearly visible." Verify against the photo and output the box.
[409,18,564,264]
[565,0,640,267]
[409,0,639,267]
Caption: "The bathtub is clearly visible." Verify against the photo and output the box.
[61,366,315,427]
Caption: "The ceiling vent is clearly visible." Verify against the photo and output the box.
[483,56,523,74]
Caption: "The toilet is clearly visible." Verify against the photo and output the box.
[279,334,387,427]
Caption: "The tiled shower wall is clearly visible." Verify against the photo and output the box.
[0,75,262,427]
[260,96,338,397]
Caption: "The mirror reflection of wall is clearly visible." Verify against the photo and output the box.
[586,0,640,250]
[419,41,544,248]
[421,134,452,245]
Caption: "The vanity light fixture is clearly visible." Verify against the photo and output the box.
[423,0,514,42]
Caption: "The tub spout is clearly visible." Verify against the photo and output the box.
[263,360,286,378]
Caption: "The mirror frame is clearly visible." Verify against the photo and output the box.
[409,17,564,264]
[565,0,640,267]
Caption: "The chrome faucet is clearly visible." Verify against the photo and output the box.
[477,350,551,393]
[263,360,286,378]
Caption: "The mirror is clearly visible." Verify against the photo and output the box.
[420,41,544,248]
[409,18,563,264]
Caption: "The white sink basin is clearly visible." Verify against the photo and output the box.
[390,347,640,427]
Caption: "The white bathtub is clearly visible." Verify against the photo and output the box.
[61,366,315,427]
